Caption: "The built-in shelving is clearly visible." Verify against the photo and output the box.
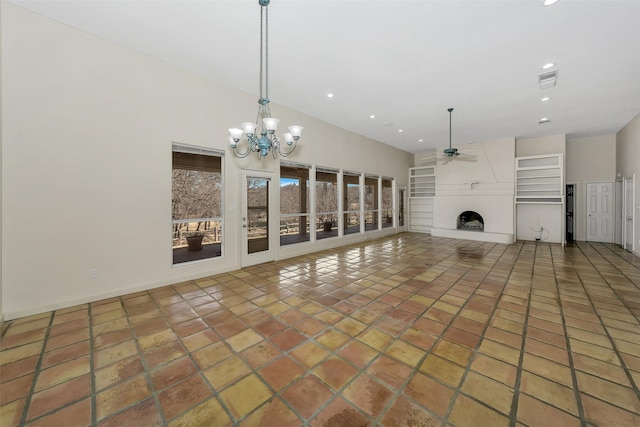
[516,154,563,204]
[409,166,435,198]
[409,166,435,232]
[515,153,565,245]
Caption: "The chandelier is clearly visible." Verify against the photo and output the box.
[228,0,303,159]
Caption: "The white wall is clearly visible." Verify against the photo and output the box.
[516,134,566,158]
[1,4,413,319]
[616,113,640,256]
[566,134,617,241]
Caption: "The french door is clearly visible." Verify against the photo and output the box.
[241,170,276,267]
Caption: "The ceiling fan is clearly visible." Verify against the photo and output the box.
[423,107,477,162]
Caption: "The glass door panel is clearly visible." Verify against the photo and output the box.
[247,177,269,254]
[242,170,275,267]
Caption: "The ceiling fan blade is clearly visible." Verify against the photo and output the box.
[455,153,478,161]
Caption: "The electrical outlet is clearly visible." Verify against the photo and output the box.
[89,268,98,279]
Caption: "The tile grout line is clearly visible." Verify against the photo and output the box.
[507,241,538,427]
[368,241,473,427]
[383,240,519,425]
[188,276,312,425]
[470,242,532,424]
[250,237,469,424]
[550,243,588,427]
[436,242,512,423]
[262,268,403,425]
[114,293,169,426]
[353,238,467,425]
[152,283,238,425]
[17,311,54,426]
[4,234,639,426]
[88,304,97,426]
[584,242,640,323]
[438,241,528,426]
[570,242,640,403]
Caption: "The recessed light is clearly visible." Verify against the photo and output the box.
[541,97,550,102]
[542,63,555,70]
[327,93,334,98]
[398,129,404,133]
[418,139,423,142]
[543,0,558,6]
[370,115,375,119]
[539,117,551,124]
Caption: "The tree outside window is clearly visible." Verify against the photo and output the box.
[172,148,222,264]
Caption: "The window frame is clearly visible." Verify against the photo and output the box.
[279,162,311,246]
[315,167,339,240]
[343,170,362,235]
[171,143,225,265]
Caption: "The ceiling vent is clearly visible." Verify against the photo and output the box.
[383,122,394,127]
[538,70,558,89]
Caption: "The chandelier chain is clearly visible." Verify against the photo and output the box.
[258,5,269,101]
[265,6,269,101]
[259,6,263,100]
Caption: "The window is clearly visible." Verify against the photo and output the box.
[343,171,361,235]
[280,163,310,246]
[315,167,339,240]
[172,144,223,264]
[364,175,379,231]
[382,177,393,228]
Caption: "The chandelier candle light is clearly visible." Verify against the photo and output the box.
[228,0,303,159]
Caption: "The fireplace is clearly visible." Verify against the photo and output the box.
[457,211,484,231]
[427,136,515,244]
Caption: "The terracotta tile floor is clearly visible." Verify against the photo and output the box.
[2,233,640,426]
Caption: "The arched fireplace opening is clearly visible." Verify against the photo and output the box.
[457,211,484,231]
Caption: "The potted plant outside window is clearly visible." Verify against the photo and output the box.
[186,232,204,251]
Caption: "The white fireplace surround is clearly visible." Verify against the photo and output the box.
[428,138,516,244]
[431,195,515,244]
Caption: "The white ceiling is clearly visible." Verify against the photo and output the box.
[11,0,640,154]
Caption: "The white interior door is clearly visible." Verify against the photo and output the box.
[623,176,634,251]
[241,170,276,267]
[586,182,614,243]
